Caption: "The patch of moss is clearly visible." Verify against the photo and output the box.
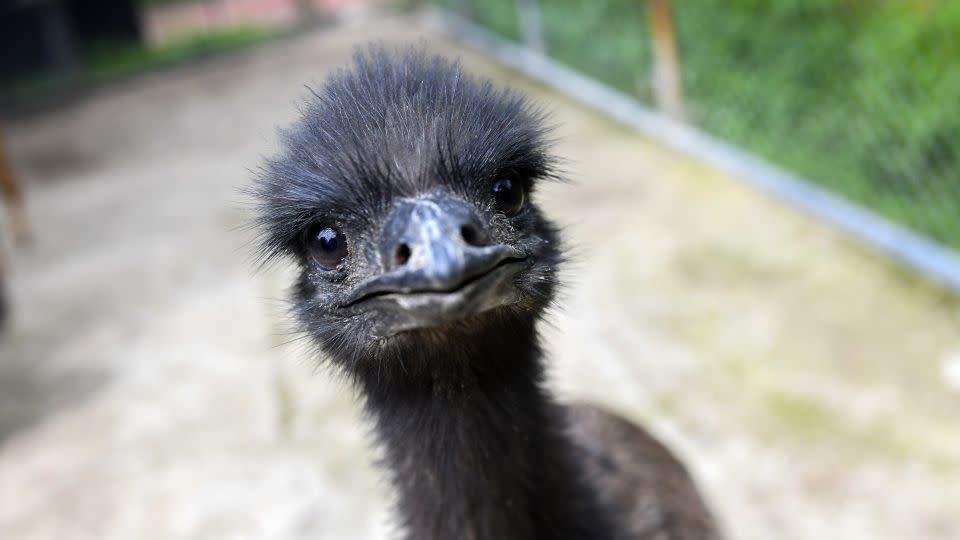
[765,389,836,442]
[761,386,960,472]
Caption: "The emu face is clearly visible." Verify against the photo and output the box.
[253,49,562,369]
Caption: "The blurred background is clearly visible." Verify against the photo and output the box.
[0,1,958,539]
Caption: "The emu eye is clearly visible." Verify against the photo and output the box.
[491,178,525,216]
[305,225,347,269]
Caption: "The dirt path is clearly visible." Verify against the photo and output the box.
[1,13,958,540]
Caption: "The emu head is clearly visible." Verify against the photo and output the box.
[252,48,562,381]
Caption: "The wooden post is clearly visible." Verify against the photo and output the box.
[516,0,545,53]
[42,0,79,78]
[647,0,685,121]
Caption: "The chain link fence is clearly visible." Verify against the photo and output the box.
[435,0,960,252]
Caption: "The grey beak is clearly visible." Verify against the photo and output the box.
[343,194,525,307]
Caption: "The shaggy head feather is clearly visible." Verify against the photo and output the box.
[250,46,564,386]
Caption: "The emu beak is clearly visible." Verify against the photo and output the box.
[342,193,527,335]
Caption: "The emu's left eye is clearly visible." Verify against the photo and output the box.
[305,225,347,269]
[491,178,525,216]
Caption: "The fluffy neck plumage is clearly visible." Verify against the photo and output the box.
[355,316,616,540]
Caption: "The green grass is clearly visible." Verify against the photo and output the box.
[87,26,273,80]
[2,26,274,101]
[446,0,960,251]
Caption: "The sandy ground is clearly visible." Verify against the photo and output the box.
[2,13,959,540]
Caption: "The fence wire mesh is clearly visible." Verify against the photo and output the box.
[437,0,960,251]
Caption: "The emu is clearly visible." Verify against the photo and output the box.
[251,48,723,540]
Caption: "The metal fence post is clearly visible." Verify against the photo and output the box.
[296,0,318,26]
[516,0,545,53]
[455,0,474,20]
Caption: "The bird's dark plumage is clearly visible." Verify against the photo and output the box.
[251,46,722,540]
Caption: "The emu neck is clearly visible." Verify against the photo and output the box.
[359,319,614,540]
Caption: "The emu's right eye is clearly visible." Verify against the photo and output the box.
[305,225,347,270]
[491,177,525,216]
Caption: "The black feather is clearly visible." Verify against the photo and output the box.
[247,45,721,540]
[250,46,557,267]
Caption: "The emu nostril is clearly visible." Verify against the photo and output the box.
[395,243,412,267]
[460,224,482,246]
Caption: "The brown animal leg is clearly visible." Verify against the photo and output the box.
[0,247,7,332]
[0,134,31,244]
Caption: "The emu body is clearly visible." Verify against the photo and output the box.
[252,48,722,540]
